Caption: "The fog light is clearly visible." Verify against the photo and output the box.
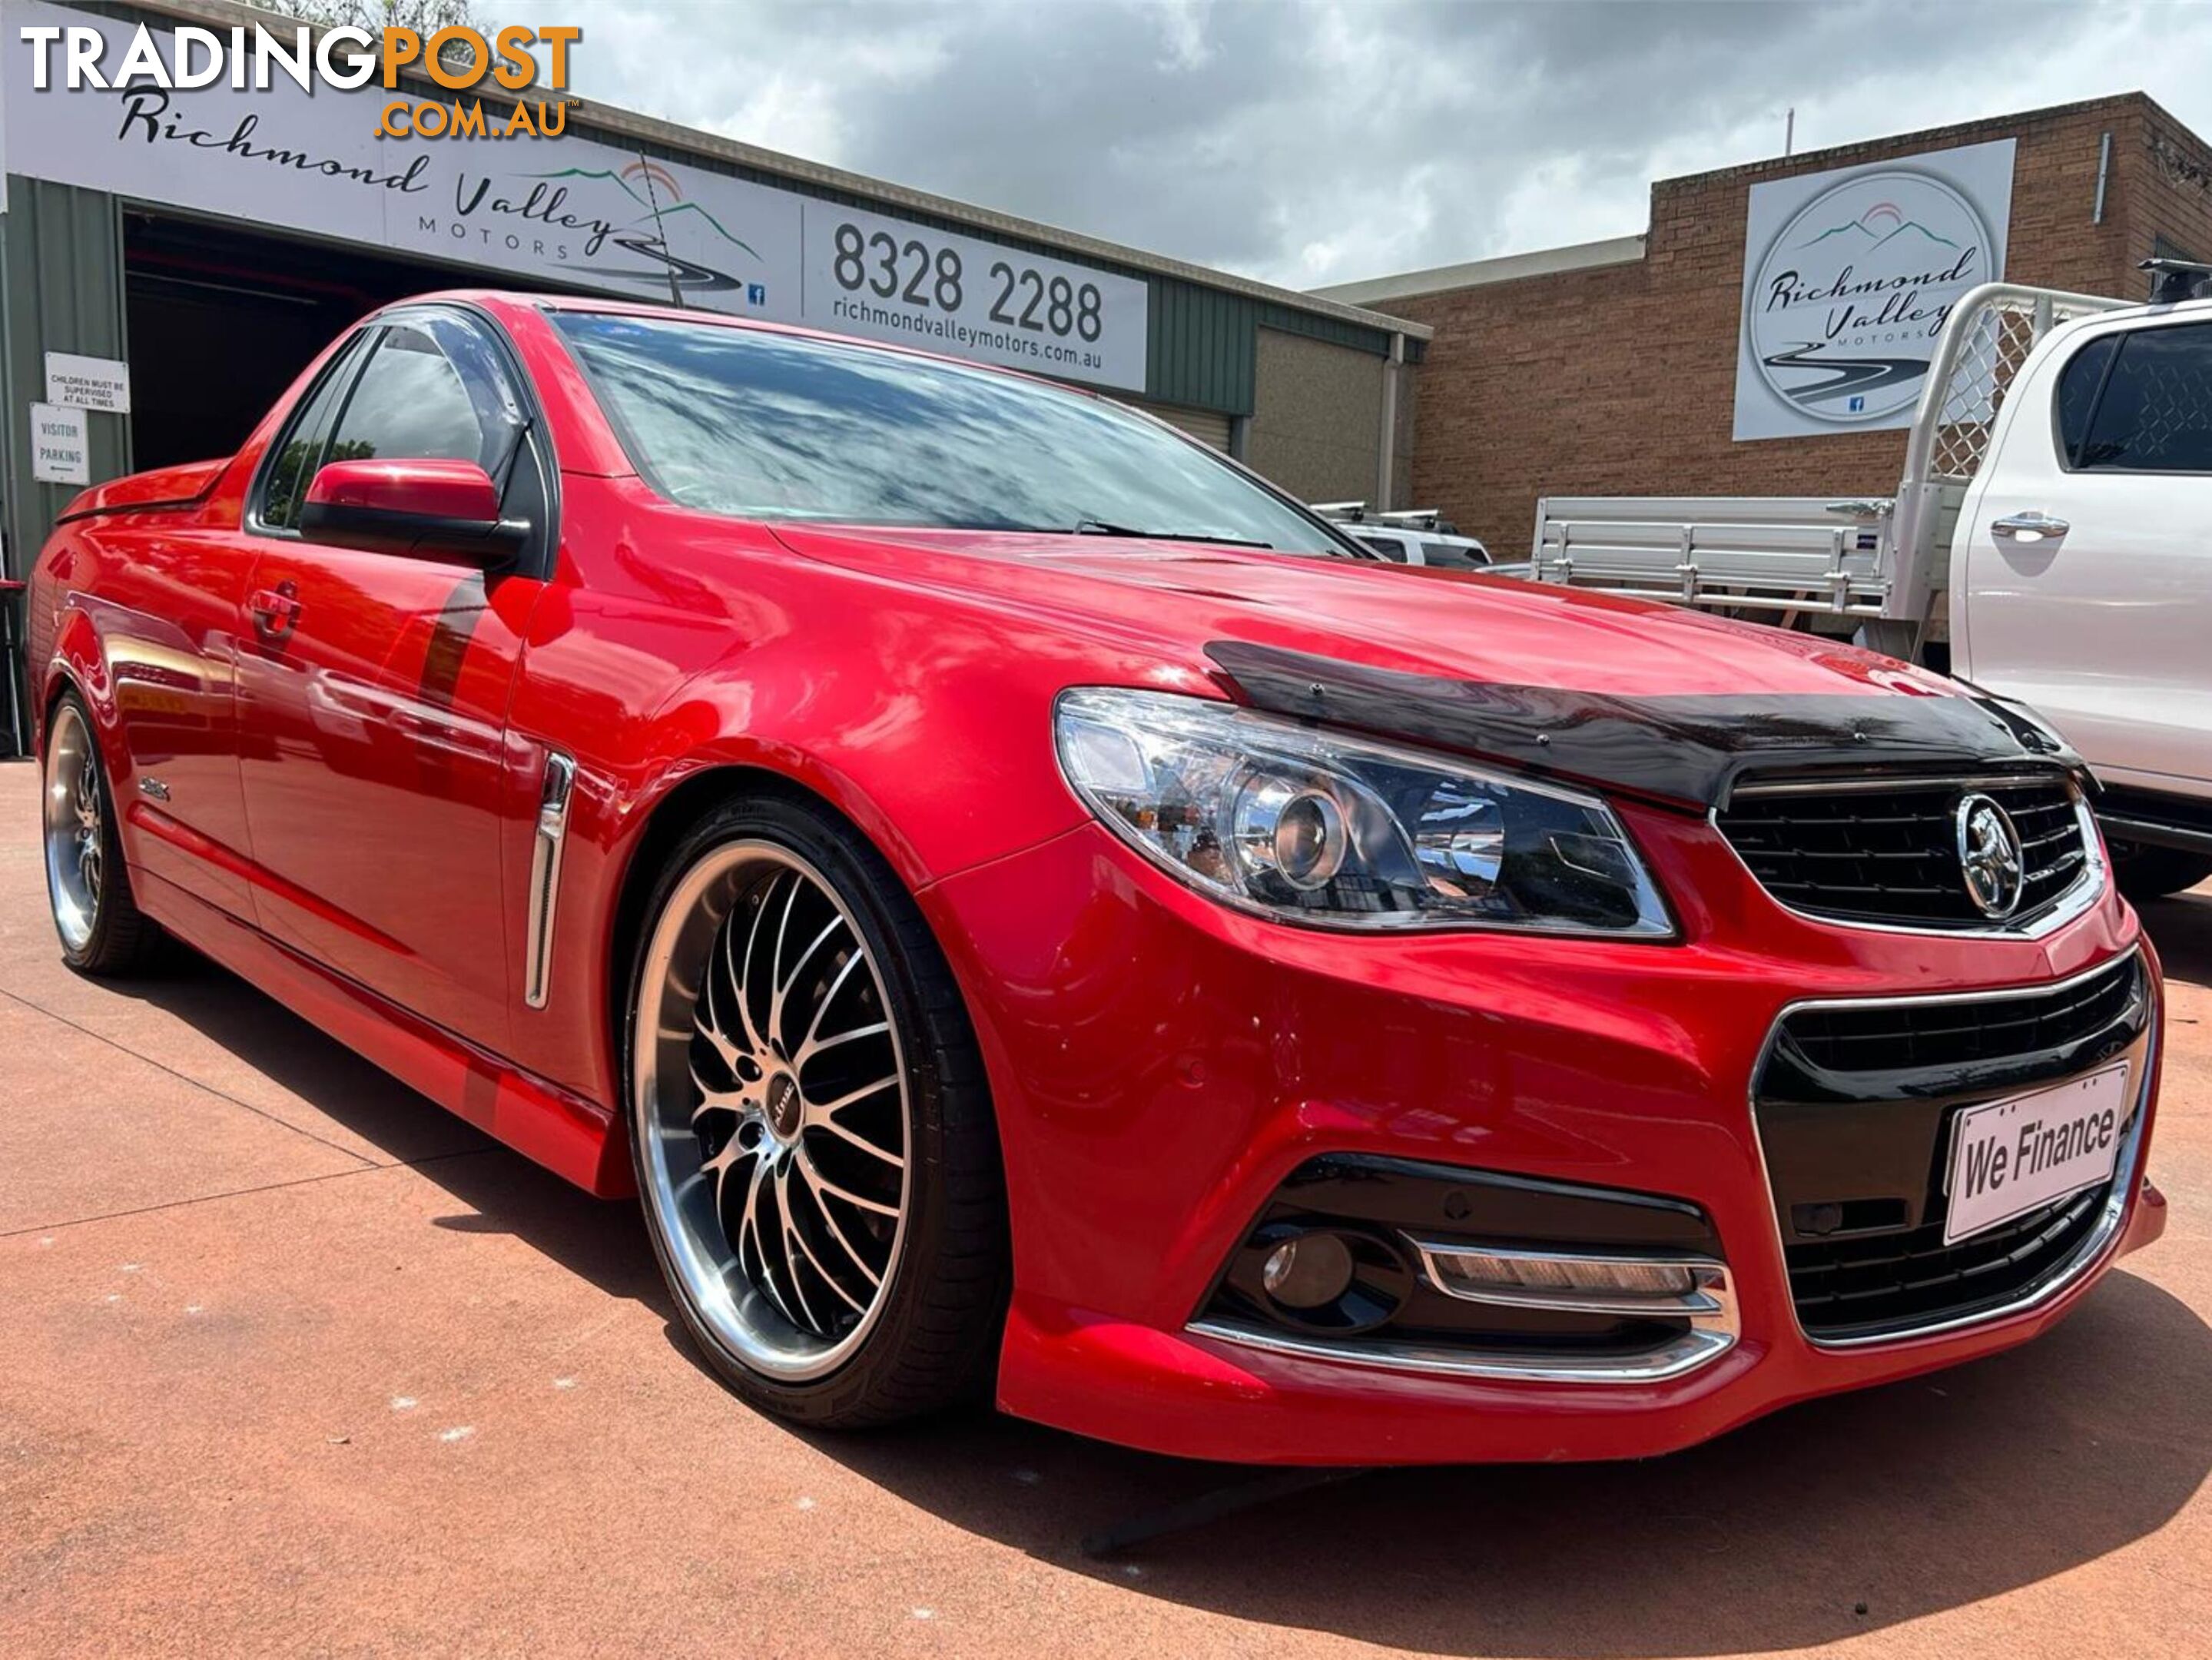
[1261,1232,1355,1309]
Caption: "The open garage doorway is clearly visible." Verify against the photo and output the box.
[121,213,549,473]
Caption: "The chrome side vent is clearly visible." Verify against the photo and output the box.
[524,751,577,1011]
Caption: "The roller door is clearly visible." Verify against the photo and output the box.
[1126,397,1232,450]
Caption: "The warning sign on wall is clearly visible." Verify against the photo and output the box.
[45,351,131,414]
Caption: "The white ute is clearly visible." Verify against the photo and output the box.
[1315,503,1513,573]
[1530,269,2212,901]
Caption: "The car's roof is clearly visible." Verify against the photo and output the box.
[2049,290,2212,338]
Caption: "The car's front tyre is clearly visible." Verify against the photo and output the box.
[625,792,1010,1427]
[41,692,163,976]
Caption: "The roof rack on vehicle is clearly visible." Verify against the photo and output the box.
[2141,257,2212,306]
[1376,509,1453,532]
[1311,501,1368,522]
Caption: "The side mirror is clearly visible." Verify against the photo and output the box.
[299,459,529,566]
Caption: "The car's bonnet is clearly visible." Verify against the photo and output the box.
[768,522,1954,705]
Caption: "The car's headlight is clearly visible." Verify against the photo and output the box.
[1053,687,1673,937]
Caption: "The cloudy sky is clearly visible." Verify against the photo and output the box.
[543,1,2212,291]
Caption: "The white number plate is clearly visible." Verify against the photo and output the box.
[1944,1063,2130,1246]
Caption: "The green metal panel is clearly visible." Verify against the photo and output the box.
[1146,280,1254,416]
[1253,298,1398,357]
[1146,287,1401,417]
[2,176,131,583]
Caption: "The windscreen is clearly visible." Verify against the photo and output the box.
[552,310,1348,555]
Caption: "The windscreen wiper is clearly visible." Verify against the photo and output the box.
[1073,517,1272,549]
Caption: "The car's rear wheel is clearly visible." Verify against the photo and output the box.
[2111,841,2212,901]
[42,693,162,976]
[626,793,1008,1426]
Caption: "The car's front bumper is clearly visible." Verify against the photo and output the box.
[918,810,2167,1466]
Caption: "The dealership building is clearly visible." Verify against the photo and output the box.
[0,0,1428,752]
[1318,91,2212,559]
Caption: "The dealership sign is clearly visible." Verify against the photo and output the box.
[1733,139,2015,440]
[0,1,1149,390]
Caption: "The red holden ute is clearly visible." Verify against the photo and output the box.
[28,294,2165,1464]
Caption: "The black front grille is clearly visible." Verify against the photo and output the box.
[1770,953,2143,1097]
[1784,1183,2109,1340]
[1719,774,2091,928]
[1753,954,2149,1342]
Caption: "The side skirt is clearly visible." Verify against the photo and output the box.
[135,868,635,1198]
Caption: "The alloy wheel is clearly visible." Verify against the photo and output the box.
[634,843,912,1382]
[43,702,105,954]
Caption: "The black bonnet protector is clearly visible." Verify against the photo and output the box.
[1204,640,2083,813]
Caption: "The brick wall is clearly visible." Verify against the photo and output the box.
[2132,100,2212,266]
[1395,93,2212,557]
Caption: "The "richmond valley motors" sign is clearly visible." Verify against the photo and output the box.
[0,0,1150,393]
[1733,138,2015,441]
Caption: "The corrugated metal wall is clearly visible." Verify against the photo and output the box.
[1106,281,1406,417]
[1146,283,1256,415]
[2,177,131,584]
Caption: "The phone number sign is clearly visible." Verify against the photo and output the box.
[801,205,1149,392]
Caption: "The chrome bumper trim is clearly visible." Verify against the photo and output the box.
[1187,1313,1737,1386]
[1189,1243,1739,1385]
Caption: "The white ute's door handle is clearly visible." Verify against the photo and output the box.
[1990,510,2071,542]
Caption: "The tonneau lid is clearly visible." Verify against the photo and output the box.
[58,456,232,521]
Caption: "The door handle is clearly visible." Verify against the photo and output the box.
[250,584,302,641]
[1990,510,2070,543]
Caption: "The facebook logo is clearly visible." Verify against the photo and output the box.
[748,284,768,306]
[1847,394,1865,413]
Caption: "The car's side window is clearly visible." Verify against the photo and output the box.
[1358,534,1408,563]
[2053,334,2117,468]
[324,318,517,475]
[259,331,370,532]
[2072,320,2212,473]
